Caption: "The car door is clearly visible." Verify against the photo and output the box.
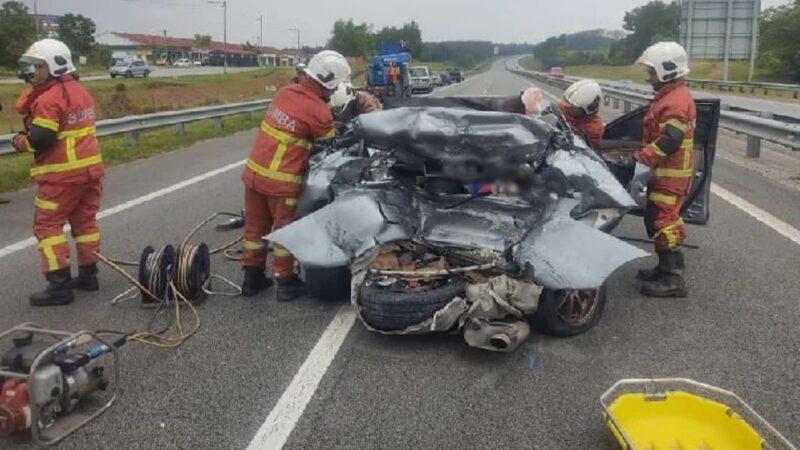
[598,98,720,225]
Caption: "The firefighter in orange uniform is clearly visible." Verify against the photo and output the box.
[556,79,605,147]
[240,50,352,301]
[11,39,104,306]
[631,42,696,298]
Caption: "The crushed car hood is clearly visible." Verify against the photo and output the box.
[270,106,647,290]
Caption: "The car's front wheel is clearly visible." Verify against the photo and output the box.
[530,284,607,337]
[143,70,150,78]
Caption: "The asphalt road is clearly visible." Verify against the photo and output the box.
[0,58,799,449]
[0,66,262,84]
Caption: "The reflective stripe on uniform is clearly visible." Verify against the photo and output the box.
[34,196,58,211]
[260,121,311,149]
[285,198,298,206]
[320,128,336,140]
[659,119,689,133]
[648,192,677,205]
[19,136,33,153]
[647,142,667,157]
[273,246,292,258]
[246,158,302,184]
[655,218,685,249]
[38,234,67,271]
[57,126,96,139]
[655,167,693,178]
[243,239,266,251]
[32,117,59,132]
[30,154,103,177]
[258,121,311,183]
[74,232,100,244]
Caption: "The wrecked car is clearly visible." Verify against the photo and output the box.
[267,96,720,352]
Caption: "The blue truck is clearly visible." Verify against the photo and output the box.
[366,42,413,98]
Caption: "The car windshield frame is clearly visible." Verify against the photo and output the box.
[410,68,428,77]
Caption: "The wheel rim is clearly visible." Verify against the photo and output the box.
[556,289,599,327]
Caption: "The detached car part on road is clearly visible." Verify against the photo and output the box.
[268,96,720,352]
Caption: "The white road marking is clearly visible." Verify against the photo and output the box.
[711,183,800,246]
[247,305,357,449]
[0,159,245,260]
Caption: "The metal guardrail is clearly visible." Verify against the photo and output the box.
[0,98,270,156]
[687,78,800,99]
[508,65,800,157]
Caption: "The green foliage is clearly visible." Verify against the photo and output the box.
[758,0,800,82]
[58,13,96,58]
[609,1,680,64]
[374,21,423,56]
[89,43,112,66]
[326,19,374,57]
[242,41,258,52]
[0,1,36,67]
[194,34,212,49]
[421,41,494,63]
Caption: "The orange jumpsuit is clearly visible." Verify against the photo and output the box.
[241,77,336,279]
[557,101,605,147]
[634,80,696,252]
[13,76,104,273]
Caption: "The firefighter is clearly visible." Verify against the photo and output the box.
[240,50,351,301]
[11,39,104,306]
[631,42,695,298]
[557,79,605,147]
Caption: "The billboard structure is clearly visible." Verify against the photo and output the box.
[679,0,760,81]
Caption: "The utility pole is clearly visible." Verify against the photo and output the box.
[33,0,40,38]
[257,15,263,48]
[289,28,300,63]
[208,1,227,74]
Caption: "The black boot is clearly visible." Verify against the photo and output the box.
[640,249,688,298]
[636,252,668,282]
[30,268,74,306]
[276,275,305,302]
[70,264,99,292]
[241,267,273,297]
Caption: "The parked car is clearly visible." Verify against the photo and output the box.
[410,66,433,94]
[430,72,444,87]
[267,96,720,351]
[173,58,191,68]
[109,59,151,78]
[549,66,565,79]
[440,72,452,85]
[192,59,203,66]
[446,67,463,82]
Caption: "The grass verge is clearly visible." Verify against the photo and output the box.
[0,112,260,193]
[0,68,294,134]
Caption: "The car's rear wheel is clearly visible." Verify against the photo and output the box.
[531,284,607,337]
[358,277,466,332]
[143,70,150,78]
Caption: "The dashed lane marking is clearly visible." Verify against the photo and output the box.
[0,160,245,260]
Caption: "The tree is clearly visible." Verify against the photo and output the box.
[194,34,212,49]
[758,0,800,82]
[58,13,96,58]
[89,43,112,66]
[374,21,422,56]
[326,19,373,57]
[0,1,36,67]
[242,41,258,52]
[609,1,680,64]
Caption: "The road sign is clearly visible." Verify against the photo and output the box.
[679,0,760,81]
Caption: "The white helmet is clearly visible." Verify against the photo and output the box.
[329,82,355,112]
[19,39,76,77]
[636,41,689,83]
[563,79,602,115]
[304,50,351,90]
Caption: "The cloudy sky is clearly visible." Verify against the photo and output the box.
[21,0,791,49]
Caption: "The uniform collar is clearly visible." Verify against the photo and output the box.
[652,78,685,102]
[299,77,330,102]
